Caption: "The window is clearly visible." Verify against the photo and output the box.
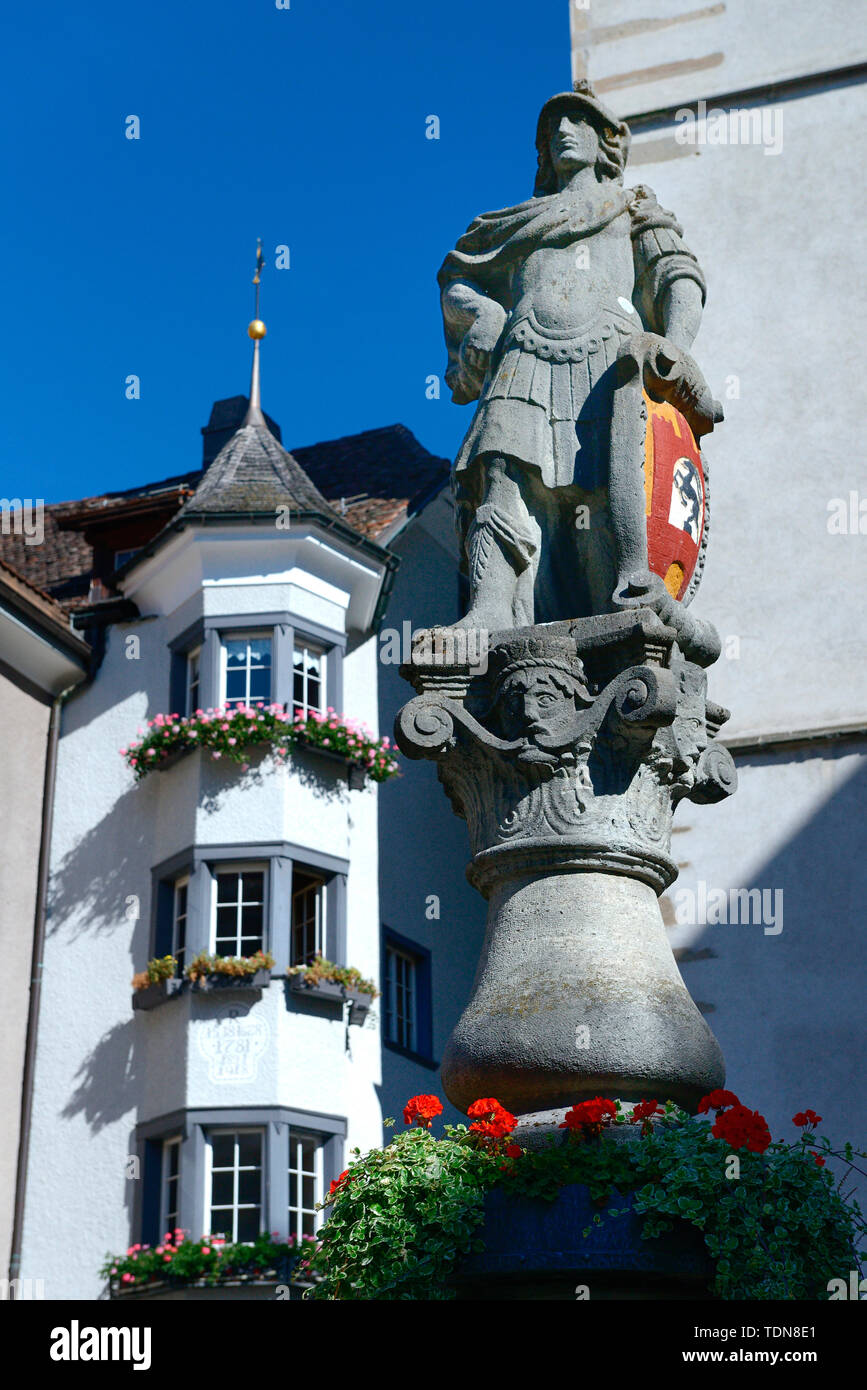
[292,642,325,717]
[222,634,272,708]
[382,929,433,1062]
[213,868,266,956]
[288,1132,324,1239]
[206,1130,264,1242]
[138,1109,346,1248]
[384,943,417,1051]
[161,1137,181,1237]
[172,877,189,976]
[114,546,142,570]
[186,647,201,716]
[291,869,325,966]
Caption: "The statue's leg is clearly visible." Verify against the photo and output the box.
[457,454,540,631]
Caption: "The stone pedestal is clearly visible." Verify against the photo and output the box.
[396,608,735,1114]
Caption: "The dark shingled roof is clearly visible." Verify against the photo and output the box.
[0,406,450,612]
[179,418,338,519]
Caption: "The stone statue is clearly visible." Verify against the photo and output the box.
[437,80,722,635]
[397,83,734,1133]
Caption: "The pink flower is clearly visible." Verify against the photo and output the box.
[163,1254,172,1262]
[228,737,237,745]
[201,1245,211,1255]
[212,751,222,760]
[121,1273,134,1284]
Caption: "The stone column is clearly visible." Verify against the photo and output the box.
[396,609,735,1127]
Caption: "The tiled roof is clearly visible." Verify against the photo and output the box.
[179,419,338,519]
[0,414,449,611]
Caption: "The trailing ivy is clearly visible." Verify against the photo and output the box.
[308,1095,867,1301]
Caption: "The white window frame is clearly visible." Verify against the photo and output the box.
[210,863,268,958]
[385,944,417,1052]
[292,640,327,718]
[288,1131,325,1241]
[205,1127,265,1244]
[220,630,273,709]
[172,875,190,975]
[160,1136,182,1240]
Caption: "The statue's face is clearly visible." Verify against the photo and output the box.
[550,113,599,182]
[498,668,583,746]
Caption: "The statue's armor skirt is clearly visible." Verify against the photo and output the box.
[454,307,637,491]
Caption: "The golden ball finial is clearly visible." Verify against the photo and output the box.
[248,319,267,340]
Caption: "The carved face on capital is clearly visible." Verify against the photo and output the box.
[495,665,591,752]
[550,114,600,184]
[671,668,709,778]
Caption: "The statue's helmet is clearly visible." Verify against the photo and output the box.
[534,79,631,194]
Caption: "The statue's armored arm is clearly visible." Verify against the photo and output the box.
[629,186,707,352]
[441,279,508,404]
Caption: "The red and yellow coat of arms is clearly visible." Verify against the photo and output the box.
[642,394,706,601]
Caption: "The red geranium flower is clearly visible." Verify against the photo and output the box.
[504,1144,522,1158]
[467,1097,517,1138]
[559,1097,618,1137]
[328,1169,352,1197]
[711,1104,771,1154]
[792,1109,822,1128]
[631,1099,662,1123]
[697,1089,740,1114]
[811,1152,826,1167]
[403,1094,444,1129]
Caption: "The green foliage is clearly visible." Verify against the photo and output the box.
[308,1128,495,1300]
[287,954,379,998]
[309,1110,867,1301]
[131,954,177,990]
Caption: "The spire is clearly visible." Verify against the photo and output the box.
[244,238,267,427]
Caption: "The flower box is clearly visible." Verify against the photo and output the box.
[450,1183,714,1300]
[294,739,368,790]
[192,969,271,993]
[287,975,373,1024]
[132,978,185,1012]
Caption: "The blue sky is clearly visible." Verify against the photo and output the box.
[1,0,571,503]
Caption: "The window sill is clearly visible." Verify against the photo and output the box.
[132,971,271,1010]
[286,975,373,1024]
[383,1040,440,1070]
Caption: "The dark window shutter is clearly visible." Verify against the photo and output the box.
[153,880,175,958]
[141,1139,162,1246]
[169,650,187,717]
